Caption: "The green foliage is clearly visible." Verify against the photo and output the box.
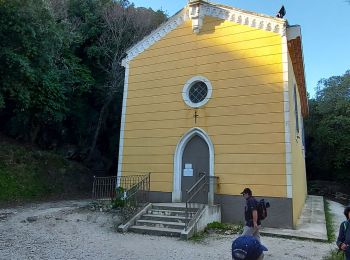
[112,198,126,208]
[188,222,243,242]
[112,186,126,208]
[206,221,243,234]
[0,137,91,202]
[322,249,345,260]
[324,200,336,242]
[188,231,206,242]
[207,221,231,229]
[305,70,350,183]
[0,0,166,176]
[0,0,93,143]
[0,167,49,201]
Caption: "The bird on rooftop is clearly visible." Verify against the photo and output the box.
[276,5,286,18]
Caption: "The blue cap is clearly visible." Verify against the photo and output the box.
[232,235,268,260]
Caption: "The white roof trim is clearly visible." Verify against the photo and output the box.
[122,2,287,66]
[202,4,286,35]
[122,9,188,66]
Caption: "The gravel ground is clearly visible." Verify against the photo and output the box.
[0,200,343,260]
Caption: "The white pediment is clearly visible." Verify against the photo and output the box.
[122,1,287,66]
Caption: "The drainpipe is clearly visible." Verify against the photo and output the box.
[208,177,214,206]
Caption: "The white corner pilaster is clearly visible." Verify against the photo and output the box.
[282,35,293,199]
[117,62,129,186]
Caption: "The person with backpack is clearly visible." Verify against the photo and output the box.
[336,205,350,260]
[240,188,261,241]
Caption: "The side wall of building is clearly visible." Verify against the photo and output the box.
[287,54,308,226]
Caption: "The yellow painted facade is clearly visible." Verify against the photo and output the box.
[121,13,307,226]
[287,54,308,226]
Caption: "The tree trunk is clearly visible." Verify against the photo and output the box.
[30,125,40,144]
[86,95,113,162]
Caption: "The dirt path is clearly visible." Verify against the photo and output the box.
[0,200,340,260]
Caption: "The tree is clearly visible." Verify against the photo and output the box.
[0,0,166,175]
[84,1,167,161]
[0,0,93,143]
[305,70,350,183]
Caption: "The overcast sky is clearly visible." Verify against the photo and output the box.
[131,0,350,97]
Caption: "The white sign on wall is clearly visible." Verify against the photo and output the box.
[183,163,193,177]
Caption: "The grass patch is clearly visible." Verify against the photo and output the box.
[322,249,344,260]
[207,221,232,229]
[189,231,206,242]
[0,167,50,201]
[206,221,243,234]
[323,199,345,260]
[188,222,243,242]
[324,199,336,242]
[0,138,91,203]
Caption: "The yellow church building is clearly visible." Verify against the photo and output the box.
[117,0,308,228]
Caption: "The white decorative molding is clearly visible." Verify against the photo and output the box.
[182,76,213,108]
[122,10,188,64]
[282,35,293,199]
[117,62,129,184]
[201,4,286,36]
[122,2,287,64]
[172,127,215,202]
[189,2,204,33]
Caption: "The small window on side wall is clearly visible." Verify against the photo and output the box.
[293,84,300,134]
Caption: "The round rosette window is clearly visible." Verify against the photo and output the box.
[182,76,212,108]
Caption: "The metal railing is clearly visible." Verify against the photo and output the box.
[92,173,150,202]
[185,174,218,230]
[122,173,151,207]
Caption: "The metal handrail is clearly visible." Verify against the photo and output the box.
[187,174,206,195]
[123,173,151,206]
[185,174,219,230]
[185,173,208,230]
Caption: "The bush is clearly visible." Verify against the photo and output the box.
[206,221,243,234]
[112,187,126,208]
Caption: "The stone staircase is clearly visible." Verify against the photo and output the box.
[128,203,199,237]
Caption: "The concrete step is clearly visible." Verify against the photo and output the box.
[147,209,196,217]
[151,204,198,212]
[136,219,185,230]
[129,225,182,237]
[141,214,189,222]
[125,204,203,237]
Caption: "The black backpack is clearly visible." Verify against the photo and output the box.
[257,199,270,221]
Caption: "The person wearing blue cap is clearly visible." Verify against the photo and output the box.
[232,235,267,260]
[336,205,350,260]
[240,188,261,241]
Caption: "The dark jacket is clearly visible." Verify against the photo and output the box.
[244,196,261,227]
[337,220,350,258]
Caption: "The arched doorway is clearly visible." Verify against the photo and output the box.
[181,135,209,202]
[172,128,214,203]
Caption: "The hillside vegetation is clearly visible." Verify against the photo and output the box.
[0,0,167,176]
[0,136,92,202]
